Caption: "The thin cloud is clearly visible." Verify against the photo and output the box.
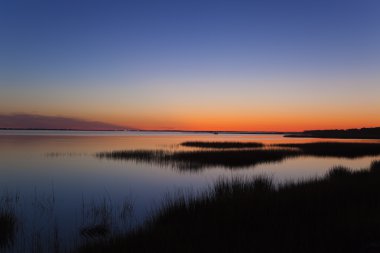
[0,114,134,130]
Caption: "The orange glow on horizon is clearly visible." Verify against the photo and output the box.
[2,75,379,132]
[110,113,380,132]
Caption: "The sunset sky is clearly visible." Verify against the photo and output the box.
[1,0,379,131]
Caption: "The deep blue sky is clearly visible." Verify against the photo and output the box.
[1,0,379,130]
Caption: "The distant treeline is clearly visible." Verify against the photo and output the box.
[286,127,380,139]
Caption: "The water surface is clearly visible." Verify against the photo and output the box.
[0,130,379,252]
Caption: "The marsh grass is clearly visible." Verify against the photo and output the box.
[45,152,88,158]
[96,142,380,171]
[79,197,134,241]
[0,187,134,253]
[96,148,301,170]
[80,199,112,240]
[0,192,19,249]
[181,141,264,149]
[274,142,380,158]
[0,210,17,249]
[78,160,380,253]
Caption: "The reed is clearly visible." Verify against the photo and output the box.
[0,210,17,249]
[96,148,301,170]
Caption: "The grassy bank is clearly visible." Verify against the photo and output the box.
[77,160,380,253]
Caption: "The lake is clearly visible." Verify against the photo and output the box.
[1,130,380,252]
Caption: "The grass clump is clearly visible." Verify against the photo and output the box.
[181,141,264,149]
[370,160,380,172]
[0,210,17,249]
[326,166,352,179]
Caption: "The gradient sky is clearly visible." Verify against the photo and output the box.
[1,0,380,131]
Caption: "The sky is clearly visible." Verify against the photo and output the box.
[0,0,379,131]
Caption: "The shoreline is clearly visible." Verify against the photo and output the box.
[285,134,380,140]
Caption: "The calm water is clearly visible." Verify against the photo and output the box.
[1,130,380,252]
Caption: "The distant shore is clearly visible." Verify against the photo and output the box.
[285,127,380,139]
[285,134,380,139]
[2,127,380,139]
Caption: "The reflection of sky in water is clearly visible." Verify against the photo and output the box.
[0,131,379,252]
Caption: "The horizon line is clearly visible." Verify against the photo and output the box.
[1,127,380,134]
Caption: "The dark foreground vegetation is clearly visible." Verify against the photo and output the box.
[285,127,380,139]
[181,141,264,149]
[78,161,380,253]
[0,210,17,249]
[97,142,380,170]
